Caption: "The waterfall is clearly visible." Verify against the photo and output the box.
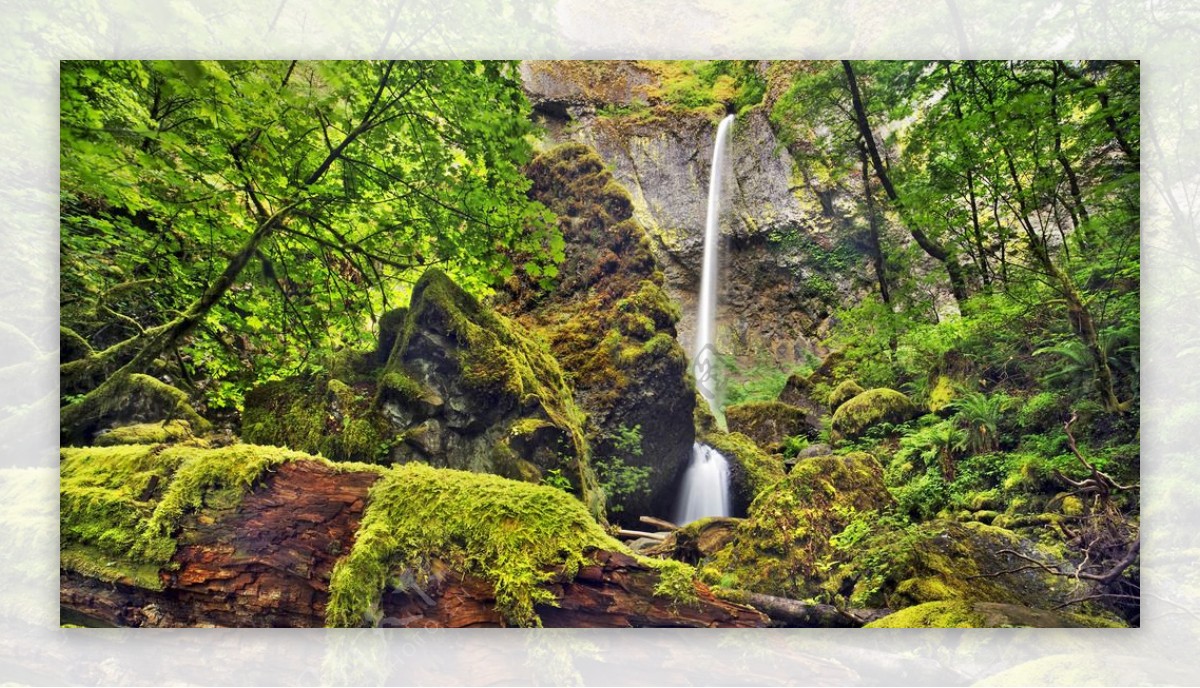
[694,114,735,415]
[674,443,733,525]
[673,114,736,525]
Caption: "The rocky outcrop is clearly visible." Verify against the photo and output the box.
[500,143,695,522]
[60,445,766,628]
[242,268,603,516]
[725,400,815,452]
[522,61,875,371]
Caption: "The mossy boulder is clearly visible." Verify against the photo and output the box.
[828,379,865,412]
[704,452,893,598]
[377,268,602,516]
[864,600,1125,628]
[499,143,695,522]
[824,520,1078,611]
[830,388,918,439]
[724,401,814,452]
[701,431,785,515]
[777,351,840,431]
[61,373,210,446]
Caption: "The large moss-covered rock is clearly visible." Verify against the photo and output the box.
[828,379,865,412]
[825,520,1078,611]
[61,373,210,446]
[500,143,694,522]
[864,600,1125,628]
[378,268,602,515]
[724,400,815,452]
[702,431,785,515]
[830,388,918,439]
[705,452,893,598]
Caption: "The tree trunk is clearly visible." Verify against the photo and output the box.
[60,460,767,628]
[842,60,967,303]
[858,143,891,304]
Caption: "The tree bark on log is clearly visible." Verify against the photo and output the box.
[733,591,891,628]
[60,460,766,628]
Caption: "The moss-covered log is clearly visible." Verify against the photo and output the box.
[60,445,765,628]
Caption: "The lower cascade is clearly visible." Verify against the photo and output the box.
[673,443,732,525]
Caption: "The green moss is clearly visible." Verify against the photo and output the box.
[724,401,810,451]
[865,600,988,628]
[830,388,918,440]
[708,452,892,598]
[94,420,196,446]
[242,376,389,464]
[829,520,1074,610]
[395,268,601,514]
[60,444,319,589]
[325,463,626,627]
[865,600,1126,628]
[828,379,865,412]
[928,375,956,413]
[645,557,700,605]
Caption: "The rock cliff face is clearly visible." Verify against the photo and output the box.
[500,143,696,522]
[520,61,875,370]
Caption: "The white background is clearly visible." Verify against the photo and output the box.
[1,1,1195,684]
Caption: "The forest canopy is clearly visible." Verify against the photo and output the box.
[60,60,559,415]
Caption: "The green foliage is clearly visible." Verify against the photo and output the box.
[61,60,559,415]
[539,468,573,492]
[953,391,1015,454]
[723,354,812,406]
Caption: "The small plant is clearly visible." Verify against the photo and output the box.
[953,391,1013,455]
[540,468,572,492]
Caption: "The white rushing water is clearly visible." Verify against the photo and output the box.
[674,442,732,525]
[694,114,735,414]
[674,114,736,525]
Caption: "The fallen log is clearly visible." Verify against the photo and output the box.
[60,453,766,628]
[721,590,891,628]
[616,529,668,540]
[639,515,679,531]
